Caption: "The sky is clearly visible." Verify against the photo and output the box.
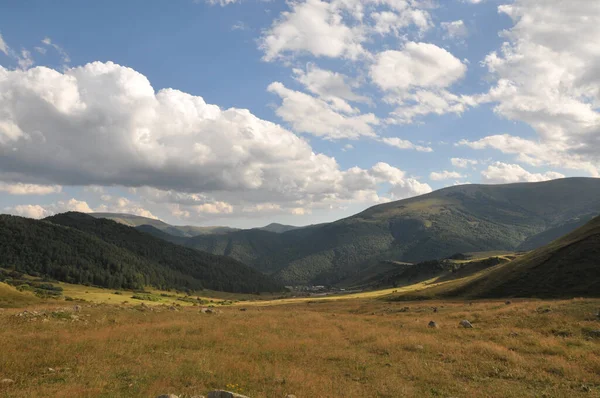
[0,0,599,228]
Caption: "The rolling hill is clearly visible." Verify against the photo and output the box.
[441,214,600,298]
[182,178,600,285]
[0,213,282,293]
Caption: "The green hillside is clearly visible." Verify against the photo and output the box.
[442,215,600,298]
[183,178,600,285]
[0,213,281,293]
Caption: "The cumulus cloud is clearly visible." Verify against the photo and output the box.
[260,0,366,61]
[260,0,433,61]
[481,162,565,184]
[267,81,379,139]
[370,42,467,91]
[5,198,93,219]
[429,170,465,181]
[468,0,600,176]
[0,61,430,219]
[451,157,478,168]
[0,182,61,195]
[6,204,51,219]
[292,64,370,112]
[369,42,474,123]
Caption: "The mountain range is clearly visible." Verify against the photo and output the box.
[123,178,600,286]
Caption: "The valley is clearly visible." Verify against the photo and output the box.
[2,179,600,397]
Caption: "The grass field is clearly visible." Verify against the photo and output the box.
[0,293,599,397]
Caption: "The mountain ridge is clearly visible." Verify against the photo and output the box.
[182,178,600,285]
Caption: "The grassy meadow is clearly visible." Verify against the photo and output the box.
[0,285,599,397]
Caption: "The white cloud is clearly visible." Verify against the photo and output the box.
[0,61,430,219]
[5,198,93,219]
[458,134,599,176]
[260,0,434,61]
[451,157,478,168]
[481,162,565,184]
[17,50,33,70]
[0,33,8,56]
[441,20,468,40]
[380,137,433,152]
[370,42,467,91]
[0,182,61,195]
[370,8,432,36]
[95,196,157,219]
[193,201,234,214]
[385,89,478,124]
[260,0,366,61]
[267,81,379,139]
[470,0,600,176]
[293,64,370,112]
[6,204,51,219]
[429,170,465,181]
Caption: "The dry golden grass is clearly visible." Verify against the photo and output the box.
[0,297,599,397]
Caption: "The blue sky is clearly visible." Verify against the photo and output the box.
[0,0,598,228]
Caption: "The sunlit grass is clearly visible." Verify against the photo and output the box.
[0,295,598,397]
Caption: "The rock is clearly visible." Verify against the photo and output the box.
[201,308,214,314]
[285,395,297,398]
[505,301,511,305]
[459,320,473,328]
[156,395,179,398]
[0,379,15,386]
[239,308,247,312]
[428,321,438,328]
[207,391,250,398]
[537,307,552,314]
[415,344,424,350]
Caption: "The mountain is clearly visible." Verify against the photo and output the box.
[0,213,282,293]
[183,178,600,285]
[90,213,239,237]
[256,223,301,234]
[412,215,600,299]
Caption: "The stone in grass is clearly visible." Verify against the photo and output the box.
[286,395,298,398]
[0,379,15,386]
[207,391,250,398]
[156,395,179,398]
[459,320,474,328]
[428,321,439,328]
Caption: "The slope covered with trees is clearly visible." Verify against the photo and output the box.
[0,213,282,293]
[181,178,600,285]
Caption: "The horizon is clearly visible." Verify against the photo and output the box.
[1,0,599,228]
[4,176,595,229]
